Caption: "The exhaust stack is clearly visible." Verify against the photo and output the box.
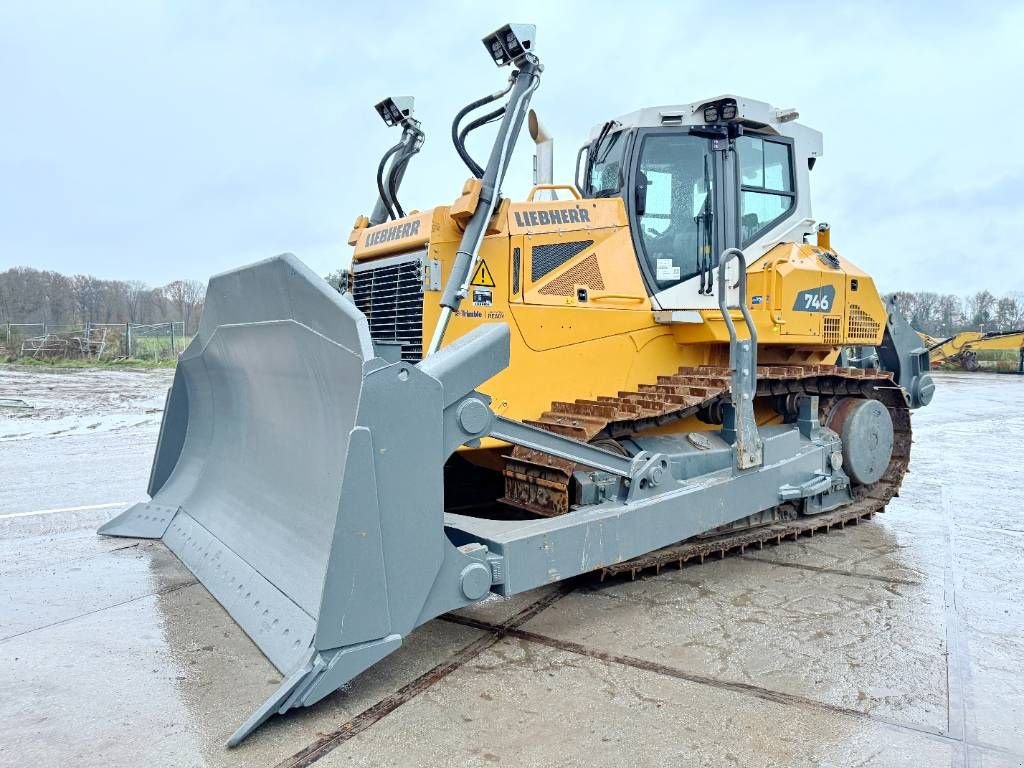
[528,109,553,199]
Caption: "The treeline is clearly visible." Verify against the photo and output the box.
[886,291,1024,338]
[0,267,205,334]
[2,265,1020,341]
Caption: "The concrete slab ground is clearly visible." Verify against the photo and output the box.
[1,367,1023,767]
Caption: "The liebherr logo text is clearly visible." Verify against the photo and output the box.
[365,219,420,246]
[513,206,591,227]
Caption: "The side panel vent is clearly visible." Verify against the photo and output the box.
[822,315,841,345]
[531,240,594,281]
[847,304,881,341]
[538,254,605,296]
[512,247,521,296]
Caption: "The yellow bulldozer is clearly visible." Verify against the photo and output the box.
[99,23,934,745]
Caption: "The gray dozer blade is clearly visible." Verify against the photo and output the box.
[100,253,509,746]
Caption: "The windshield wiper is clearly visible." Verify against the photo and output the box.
[584,120,621,195]
[697,154,715,295]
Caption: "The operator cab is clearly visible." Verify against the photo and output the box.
[576,96,823,311]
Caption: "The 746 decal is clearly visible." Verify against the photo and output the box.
[792,285,836,313]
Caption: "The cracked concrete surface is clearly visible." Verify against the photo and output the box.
[1,367,1022,767]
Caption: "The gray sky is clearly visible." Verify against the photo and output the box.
[2,1,1022,295]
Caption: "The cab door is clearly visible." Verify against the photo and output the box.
[624,129,738,311]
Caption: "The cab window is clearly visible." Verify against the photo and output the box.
[584,130,626,197]
[634,133,715,289]
[736,135,795,244]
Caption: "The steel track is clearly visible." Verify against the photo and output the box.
[499,364,912,578]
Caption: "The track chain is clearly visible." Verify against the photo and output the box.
[500,364,912,579]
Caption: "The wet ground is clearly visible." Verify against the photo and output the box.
[1,366,1022,767]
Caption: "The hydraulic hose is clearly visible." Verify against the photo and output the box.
[387,146,418,219]
[375,140,404,221]
[457,106,507,177]
[451,79,514,178]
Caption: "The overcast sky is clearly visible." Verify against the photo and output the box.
[2,1,1022,295]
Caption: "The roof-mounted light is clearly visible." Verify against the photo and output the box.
[701,98,738,124]
[374,96,415,127]
[482,23,536,67]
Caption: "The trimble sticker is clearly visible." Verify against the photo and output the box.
[513,205,591,227]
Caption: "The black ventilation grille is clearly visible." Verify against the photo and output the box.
[512,247,521,295]
[531,240,594,281]
[351,256,423,361]
[818,251,841,269]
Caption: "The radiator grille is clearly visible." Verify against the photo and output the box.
[822,315,841,345]
[531,240,594,281]
[352,256,424,361]
[539,254,605,296]
[848,304,881,342]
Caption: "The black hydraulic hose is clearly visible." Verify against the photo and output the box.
[388,157,408,218]
[451,82,513,178]
[387,146,419,219]
[376,140,404,220]
[457,106,507,177]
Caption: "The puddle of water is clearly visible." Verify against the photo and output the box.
[0,365,173,442]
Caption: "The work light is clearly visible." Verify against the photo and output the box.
[374,96,415,127]
[482,24,536,67]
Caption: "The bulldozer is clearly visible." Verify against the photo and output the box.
[99,23,934,745]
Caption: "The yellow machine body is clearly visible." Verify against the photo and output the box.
[349,190,890,438]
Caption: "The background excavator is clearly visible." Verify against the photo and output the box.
[922,329,1024,372]
[98,23,934,745]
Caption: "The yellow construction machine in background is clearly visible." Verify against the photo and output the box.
[922,329,1024,372]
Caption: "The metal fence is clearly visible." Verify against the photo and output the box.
[125,322,187,360]
[2,321,187,360]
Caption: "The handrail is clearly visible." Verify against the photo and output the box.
[590,294,645,305]
[717,248,757,353]
[526,184,582,201]
[717,248,763,470]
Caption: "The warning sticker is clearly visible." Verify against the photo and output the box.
[470,260,496,287]
[656,258,680,282]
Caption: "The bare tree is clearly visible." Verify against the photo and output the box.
[936,294,965,337]
[888,291,917,325]
[994,297,1021,332]
[1007,293,1024,329]
[124,280,147,324]
[72,274,105,326]
[966,290,996,330]
[910,292,939,332]
[324,269,348,293]
[164,279,206,335]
